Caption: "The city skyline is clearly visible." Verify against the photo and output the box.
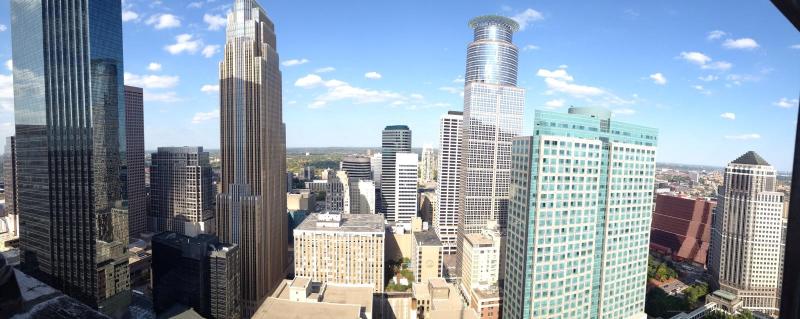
[1,1,799,170]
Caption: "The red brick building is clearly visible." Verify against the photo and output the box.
[650,194,716,268]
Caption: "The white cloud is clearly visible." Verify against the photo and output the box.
[146,13,181,29]
[723,38,759,50]
[558,64,568,69]
[679,51,711,65]
[707,30,726,40]
[544,99,565,109]
[724,133,760,140]
[522,44,540,51]
[510,8,544,31]
[192,109,220,123]
[295,74,323,88]
[452,76,465,83]
[720,112,736,120]
[188,2,204,8]
[0,24,7,32]
[612,108,635,116]
[165,34,202,55]
[202,45,221,58]
[698,75,718,82]
[201,84,219,93]
[703,61,732,71]
[144,91,181,103]
[439,86,461,94]
[282,59,309,67]
[536,68,573,81]
[544,77,605,96]
[315,67,335,73]
[294,74,426,109]
[124,72,179,89]
[649,73,667,85]
[147,62,162,71]
[0,74,13,112]
[774,97,799,108]
[692,85,711,95]
[679,51,732,71]
[203,14,226,31]
[5,60,11,71]
[791,44,800,49]
[364,72,382,80]
[122,10,139,22]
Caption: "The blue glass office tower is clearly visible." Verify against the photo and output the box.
[10,0,130,315]
[504,107,657,319]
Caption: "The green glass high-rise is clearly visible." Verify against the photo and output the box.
[504,107,658,319]
[10,0,131,315]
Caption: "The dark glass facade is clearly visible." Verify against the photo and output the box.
[10,0,130,315]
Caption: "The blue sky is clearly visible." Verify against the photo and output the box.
[0,1,799,169]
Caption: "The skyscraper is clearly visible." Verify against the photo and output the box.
[708,152,785,317]
[420,144,436,183]
[215,0,287,315]
[11,0,131,314]
[149,147,214,237]
[3,136,16,219]
[341,156,372,214]
[125,85,146,239]
[504,107,658,319]
[436,111,462,254]
[459,16,525,235]
[381,125,412,220]
[395,152,419,223]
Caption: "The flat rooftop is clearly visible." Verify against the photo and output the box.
[255,279,373,319]
[464,233,494,247]
[414,230,442,246]
[296,213,385,233]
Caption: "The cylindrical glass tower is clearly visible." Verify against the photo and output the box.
[465,15,520,86]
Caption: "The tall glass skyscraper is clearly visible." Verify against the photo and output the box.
[381,125,411,221]
[215,0,287,316]
[457,16,525,287]
[459,16,525,235]
[10,0,131,315]
[504,107,658,319]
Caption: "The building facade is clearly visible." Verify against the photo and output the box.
[149,147,215,237]
[340,156,372,214]
[124,85,147,239]
[504,107,658,319]
[420,144,436,183]
[294,213,385,292]
[436,111,463,254]
[214,0,287,315]
[11,1,131,314]
[708,152,785,317]
[395,152,419,224]
[458,16,525,237]
[357,180,376,214]
[381,126,412,219]
[3,136,16,222]
[412,230,444,283]
[151,232,240,319]
[650,194,716,267]
[325,170,350,214]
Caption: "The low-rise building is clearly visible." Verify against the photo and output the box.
[294,213,385,292]
[650,194,716,267]
[287,189,316,212]
[412,278,476,319]
[253,277,374,319]
[412,230,443,283]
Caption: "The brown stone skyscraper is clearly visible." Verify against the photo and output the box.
[215,0,287,316]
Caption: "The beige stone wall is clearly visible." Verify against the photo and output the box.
[294,230,385,292]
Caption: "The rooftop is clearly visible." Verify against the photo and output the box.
[296,213,385,233]
[731,151,770,166]
[464,233,495,247]
[468,15,520,32]
[414,230,442,246]
[383,125,410,131]
[254,279,373,319]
